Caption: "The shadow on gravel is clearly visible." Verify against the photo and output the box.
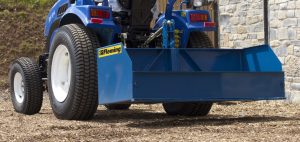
[92,109,300,129]
[126,115,300,129]
[93,109,167,121]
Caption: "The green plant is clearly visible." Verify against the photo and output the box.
[0,0,56,9]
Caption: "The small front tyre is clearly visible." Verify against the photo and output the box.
[9,57,43,115]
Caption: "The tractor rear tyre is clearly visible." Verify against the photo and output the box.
[162,32,213,116]
[105,104,131,110]
[187,32,213,48]
[9,57,43,115]
[48,24,99,120]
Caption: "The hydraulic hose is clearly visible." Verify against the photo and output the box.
[142,27,163,47]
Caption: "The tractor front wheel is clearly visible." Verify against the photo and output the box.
[48,24,99,120]
[9,57,43,115]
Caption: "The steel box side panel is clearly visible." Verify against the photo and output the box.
[97,44,133,104]
[242,45,282,72]
[132,72,285,102]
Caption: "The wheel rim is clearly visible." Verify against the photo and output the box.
[14,72,25,103]
[51,44,71,103]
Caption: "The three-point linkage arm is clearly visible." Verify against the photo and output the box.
[165,0,193,19]
[165,0,184,20]
[101,0,109,6]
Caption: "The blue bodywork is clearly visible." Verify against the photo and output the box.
[44,0,215,50]
[157,10,215,48]
[45,0,285,105]
[44,0,120,50]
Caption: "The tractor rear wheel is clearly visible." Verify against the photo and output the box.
[48,24,99,120]
[187,32,213,48]
[105,104,131,110]
[9,57,43,115]
[162,32,213,116]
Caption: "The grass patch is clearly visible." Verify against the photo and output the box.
[0,0,56,13]
[0,0,55,89]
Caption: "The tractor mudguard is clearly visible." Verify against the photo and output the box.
[44,0,68,37]
[153,10,216,48]
[44,0,97,37]
[61,5,120,46]
[44,0,121,50]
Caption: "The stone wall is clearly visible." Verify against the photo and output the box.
[219,0,300,103]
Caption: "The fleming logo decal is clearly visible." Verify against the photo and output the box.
[98,44,122,58]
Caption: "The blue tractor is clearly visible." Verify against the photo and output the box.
[9,0,285,120]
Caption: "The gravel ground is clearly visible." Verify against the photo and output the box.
[1,90,300,142]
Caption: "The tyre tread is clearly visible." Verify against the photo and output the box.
[62,24,99,120]
[59,24,99,120]
[10,57,43,115]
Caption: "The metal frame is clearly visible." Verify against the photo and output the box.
[264,0,269,45]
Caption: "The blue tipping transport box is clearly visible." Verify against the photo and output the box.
[97,43,285,105]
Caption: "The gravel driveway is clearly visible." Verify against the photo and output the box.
[1,90,300,142]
